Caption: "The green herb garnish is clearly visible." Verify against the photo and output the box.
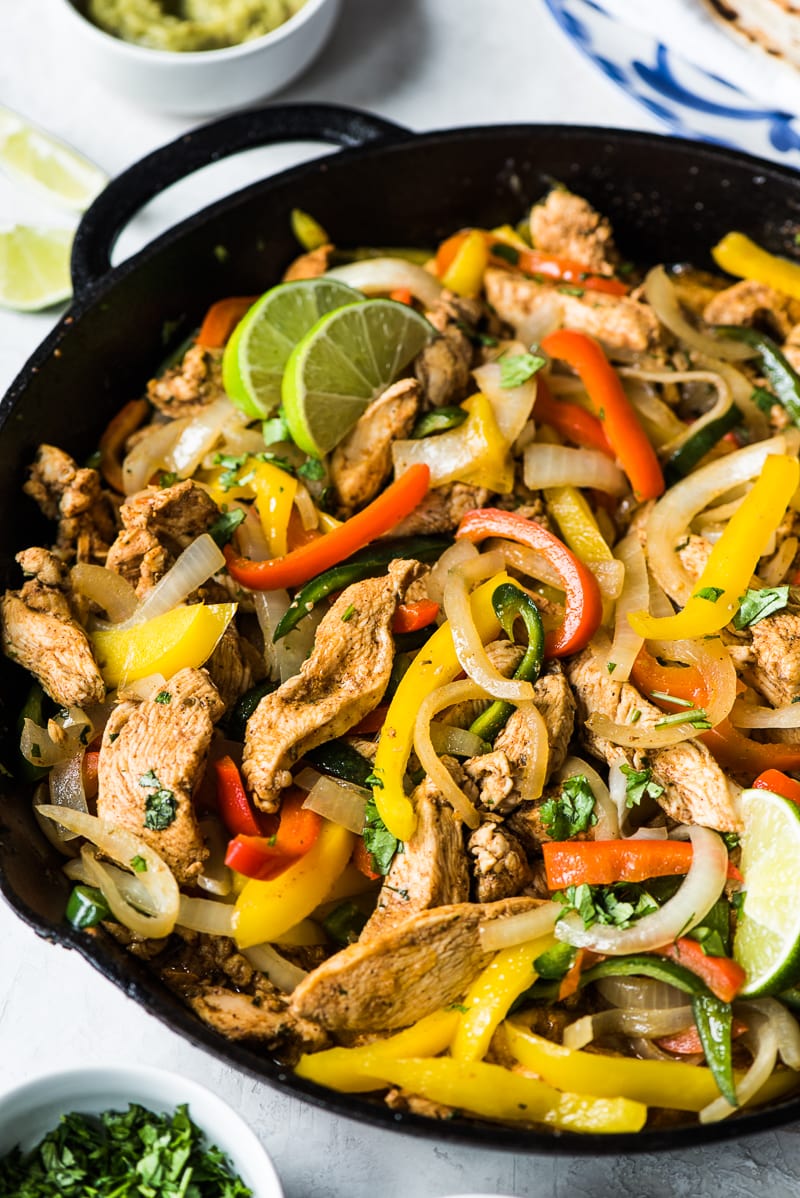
[733,585,789,630]
[555,882,659,929]
[619,763,665,808]
[363,796,398,875]
[540,775,597,840]
[695,586,725,603]
[208,507,245,548]
[499,352,546,389]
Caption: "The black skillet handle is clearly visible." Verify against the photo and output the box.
[71,103,412,296]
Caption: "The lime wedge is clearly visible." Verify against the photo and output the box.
[0,225,73,311]
[0,107,107,212]
[282,299,435,457]
[222,277,363,421]
[733,786,800,996]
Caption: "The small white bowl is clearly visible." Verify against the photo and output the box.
[53,0,340,116]
[0,1065,283,1198]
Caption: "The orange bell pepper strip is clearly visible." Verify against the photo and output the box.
[534,376,615,457]
[391,598,439,634]
[753,768,800,805]
[98,397,150,493]
[456,507,602,658]
[540,329,665,502]
[224,464,430,591]
[196,296,258,349]
[631,646,800,779]
[656,938,746,1004]
[224,786,321,881]
[543,839,742,889]
[351,836,381,881]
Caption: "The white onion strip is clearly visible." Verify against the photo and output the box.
[122,416,191,496]
[523,443,628,495]
[243,942,308,994]
[326,258,444,307]
[167,398,234,477]
[197,817,232,897]
[700,1017,778,1124]
[414,680,488,828]
[48,753,89,840]
[429,721,489,759]
[479,900,560,952]
[617,367,733,458]
[555,826,728,955]
[602,532,647,681]
[731,700,800,729]
[643,266,755,362]
[37,804,179,939]
[426,540,479,607]
[177,895,236,937]
[472,359,538,444]
[443,552,534,703]
[563,1006,694,1050]
[743,999,800,1070]
[302,775,368,834]
[71,563,139,624]
[113,533,225,631]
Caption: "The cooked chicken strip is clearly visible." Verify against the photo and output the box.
[414,290,480,408]
[565,648,741,832]
[748,608,800,708]
[1,547,105,708]
[24,444,116,563]
[97,668,224,883]
[283,243,333,281]
[331,378,420,515]
[703,280,800,342]
[147,344,226,419]
[468,820,533,902]
[529,189,619,274]
[243,558,422,811]
[389,481,490,537]
[290,896,538,1032]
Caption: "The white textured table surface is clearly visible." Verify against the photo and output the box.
[3,2,800,1195]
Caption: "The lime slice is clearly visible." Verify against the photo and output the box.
[222,277,363,421]
[0,225,73,311]
[733,786,800,996]
[282,299,435,457]
[0,107,107,212]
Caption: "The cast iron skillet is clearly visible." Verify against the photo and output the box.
[2,102,800,1154]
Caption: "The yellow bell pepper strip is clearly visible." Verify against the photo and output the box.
[251,460,297,559]
[544,484,613,566]
[371,571,514,842]
[450,935,555,1062]
[294,1009,460,1093]
[90,602,236,689]
[628,453,800,640]
[438,228,490,297]
[501,1022,797,1114]
[712,231,800,301]
[459,392,514,492]
[233,817,354,947]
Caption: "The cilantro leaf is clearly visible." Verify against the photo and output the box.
[297,457,326,482]
[208,507,245,548]
[213,452,248,491]
[139,770,177,830]
[363,796,399,875]
[262,409,291,445]
[695,586,725,603]
[540,775,597,840]
[733,585,789,630]
[619,763,664,808]
[499,352,546,389]
[555,882,658,929]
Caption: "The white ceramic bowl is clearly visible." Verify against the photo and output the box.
[53,0,340,116]
[0,1065,283,1198]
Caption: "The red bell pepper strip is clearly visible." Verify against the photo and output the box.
[534,376,615,457]
[542,839,741,889]
[214,755,264,838]
[225,464,431,592]
[434,231,629,296]
[656,939,747,1004]
[540,329,665,502]
[753,768,800,805]
[392,599,440,634]
[656,1018,748,1054]
[631,648,800,780]
[352,836,381,881]
[286,507,322,552]
[196,296,258,349]
[224,787,322,881]
[456,507,602,658]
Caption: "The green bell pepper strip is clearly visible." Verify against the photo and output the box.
[580,955,712,996]
[410,406,469,439]
[663,404,743,485]
[716,325,800,426]
[272,535,451,642]
[224,677,279,742]
[16,682,49,782]
[305,741,374,789]
[692,993,736,1108]
[66,884,112,930]
[468,583,545,743]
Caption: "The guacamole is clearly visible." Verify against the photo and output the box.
[85,0,308,52]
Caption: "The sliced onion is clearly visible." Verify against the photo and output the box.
[472,360,538,444]
[48,752,89,840]
[302,774,368,834]
[556,826,728,955]
[393,415,505,489]
[115,533,225,630]
[622,378,687,450]
[38,804,179,939]
[701,355,770,440]
[20,709,92,767]
[643,266,755,362]
[122,417,191,496]
[479,900,560,952]
[167,398,234,477]
[700,1016,778,1123]
[293,483,319,531]
[197,816,232,897]
[523,443,628,495]
[117,673,168,702]
[326,258,443,308]
[64,851,156,911]
[443,552,534,703]
[742,998,800,1070]
[645,432,795,605]
[243,942,308,994]
[487,538,563,591]
[591,559,625,601]
[599,532,647,681]
[33,783,78,855]
[761,535,798,586]
[731,700,800,729]
[618,366,733,458]
[429,721,489,758]
[71,563,139,624]
[177,894,236,937]
[563,1006,693,1050]
[595,976,689,1011]
[414,679,487,828]
[426,540,479,608]
[556,755,619,840]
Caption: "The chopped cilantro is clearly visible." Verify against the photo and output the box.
[607,661,617,674]
[159,470,178,488]
[733,585,789,630]
[695,586,725,603]
[722,831,740,852]
[139,770,177,830]
[731,890,746,914]
[208,507,245,548]
[262,410,291,444]
[138,769,160,789]
[214,452,248,491]
[654,707,712,730]
[630,709,642,724]
[448,1002,470,1014]
[540,775,597,840]
[620,763,664,808]
[130,855,147,873]
[341,604,356,623]
[154,691,171,705]
[499,352,546,389]
[688,924,728,958]
[558,284,585,297]
[650,690,694,707]
[364,771,384,789]
[363,796,399,875]
[297,457,326,482]
[555,882,658,929]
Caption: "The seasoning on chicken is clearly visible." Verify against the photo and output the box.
[414,290,481,408]
[97,667,224,884]
[389,481,491,537]
[24,444,116,563]
[283,243,333,281]
[467,820,533,902]
[0,547,106,708]
[331,378,421,515]
[147,344,226,419]
[529,188,619,274]
[703,280,800,342]
[748,608,800,708]
[243,559,423,811]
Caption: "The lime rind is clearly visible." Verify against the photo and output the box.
[222,277,363,420]
[0,224,73,311]
[0,106,107,212]
[733,786,800,996]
